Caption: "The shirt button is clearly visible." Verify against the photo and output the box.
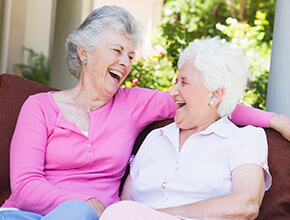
[163,176,169,182]
[162,191,167,199]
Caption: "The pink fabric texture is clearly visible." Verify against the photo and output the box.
[100,201,182,220]
[2,87,175,215]
[231,103,274,127]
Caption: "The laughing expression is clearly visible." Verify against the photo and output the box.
[83,29,135,99]
[169,60,213,131]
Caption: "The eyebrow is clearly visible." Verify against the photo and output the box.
[112,44,135,55]
[112,44,124,50]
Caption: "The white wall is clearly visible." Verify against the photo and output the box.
[0,0,54,74]
[49,0,91,89]
[24,0,54,58]
[93,0,163,48]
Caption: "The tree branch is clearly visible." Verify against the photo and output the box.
[239,0,247,21]
[212,1,221,22]
[225,0,237,18]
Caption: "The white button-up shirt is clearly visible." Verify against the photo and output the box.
[130,117,271,211]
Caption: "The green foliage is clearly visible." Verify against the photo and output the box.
[152,0,274,110]
[157,0,275,70]
[123,54,175,91]
[245,0,276,42]
[158,0,222,71]
[14,48,50,85]
[121,0,274,110]
[215,11,272,110]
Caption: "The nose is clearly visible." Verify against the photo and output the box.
[119,54,131,68]
[169,84,179,97]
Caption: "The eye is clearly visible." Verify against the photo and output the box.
[182,80,187,85]
[128,55,134,61]
[113,49,121,54]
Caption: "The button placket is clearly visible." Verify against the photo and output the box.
[160,157,182,204]
[85,138,94,164]
[160,174,169,202]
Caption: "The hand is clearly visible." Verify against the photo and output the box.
[86,197,107,216]
[269,113,290,142]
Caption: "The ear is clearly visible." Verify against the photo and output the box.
[77,45,88,60]
[210,88,225,107]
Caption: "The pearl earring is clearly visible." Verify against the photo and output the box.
[82,59,88,65]
[208,100,215,107]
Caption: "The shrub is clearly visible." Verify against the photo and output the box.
[14,48,50,85]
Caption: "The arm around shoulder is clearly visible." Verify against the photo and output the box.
[231,104,290,142]
[269,113,290,142]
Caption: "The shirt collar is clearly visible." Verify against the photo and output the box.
[160,117,237,138]
[199,117,237,138]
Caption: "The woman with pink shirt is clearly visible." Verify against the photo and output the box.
[0,5,289,220]
[100,38,272,220]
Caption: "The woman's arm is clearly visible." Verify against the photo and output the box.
[10,96,90,215]
[231,104,290,142]
[269,113,290,141]
[230,104,274,128]
[86,198,107,216]
[120,174,134,201]
[157,164,265,220]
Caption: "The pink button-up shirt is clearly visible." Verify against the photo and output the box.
[3,87,175,215]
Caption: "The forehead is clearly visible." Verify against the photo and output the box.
[99,29,135,49]
[178,60,199,78]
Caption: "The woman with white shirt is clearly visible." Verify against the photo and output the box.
[99,37,272,220]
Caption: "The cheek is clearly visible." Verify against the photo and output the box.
[124,65,132,78]
[128,63,133,72]
[186,93,208,115]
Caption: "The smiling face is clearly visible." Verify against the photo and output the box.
[169,60,219,131]
[80,29,135,99]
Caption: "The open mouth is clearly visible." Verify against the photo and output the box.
[108,69,122,82]
[176,101,186,108]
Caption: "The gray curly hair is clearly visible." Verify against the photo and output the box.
[66,5,143,79]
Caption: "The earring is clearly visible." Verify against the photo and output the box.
[82,59,88,65]
[208,100,215,107]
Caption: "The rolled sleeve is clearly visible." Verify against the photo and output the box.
[229,126,272,190]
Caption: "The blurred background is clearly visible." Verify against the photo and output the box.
[0,0,289,115]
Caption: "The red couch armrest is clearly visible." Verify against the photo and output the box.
[256,128,290,219]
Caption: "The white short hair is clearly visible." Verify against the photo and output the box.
[178,37,251,117]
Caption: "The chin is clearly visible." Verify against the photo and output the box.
[174,118,182,128]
